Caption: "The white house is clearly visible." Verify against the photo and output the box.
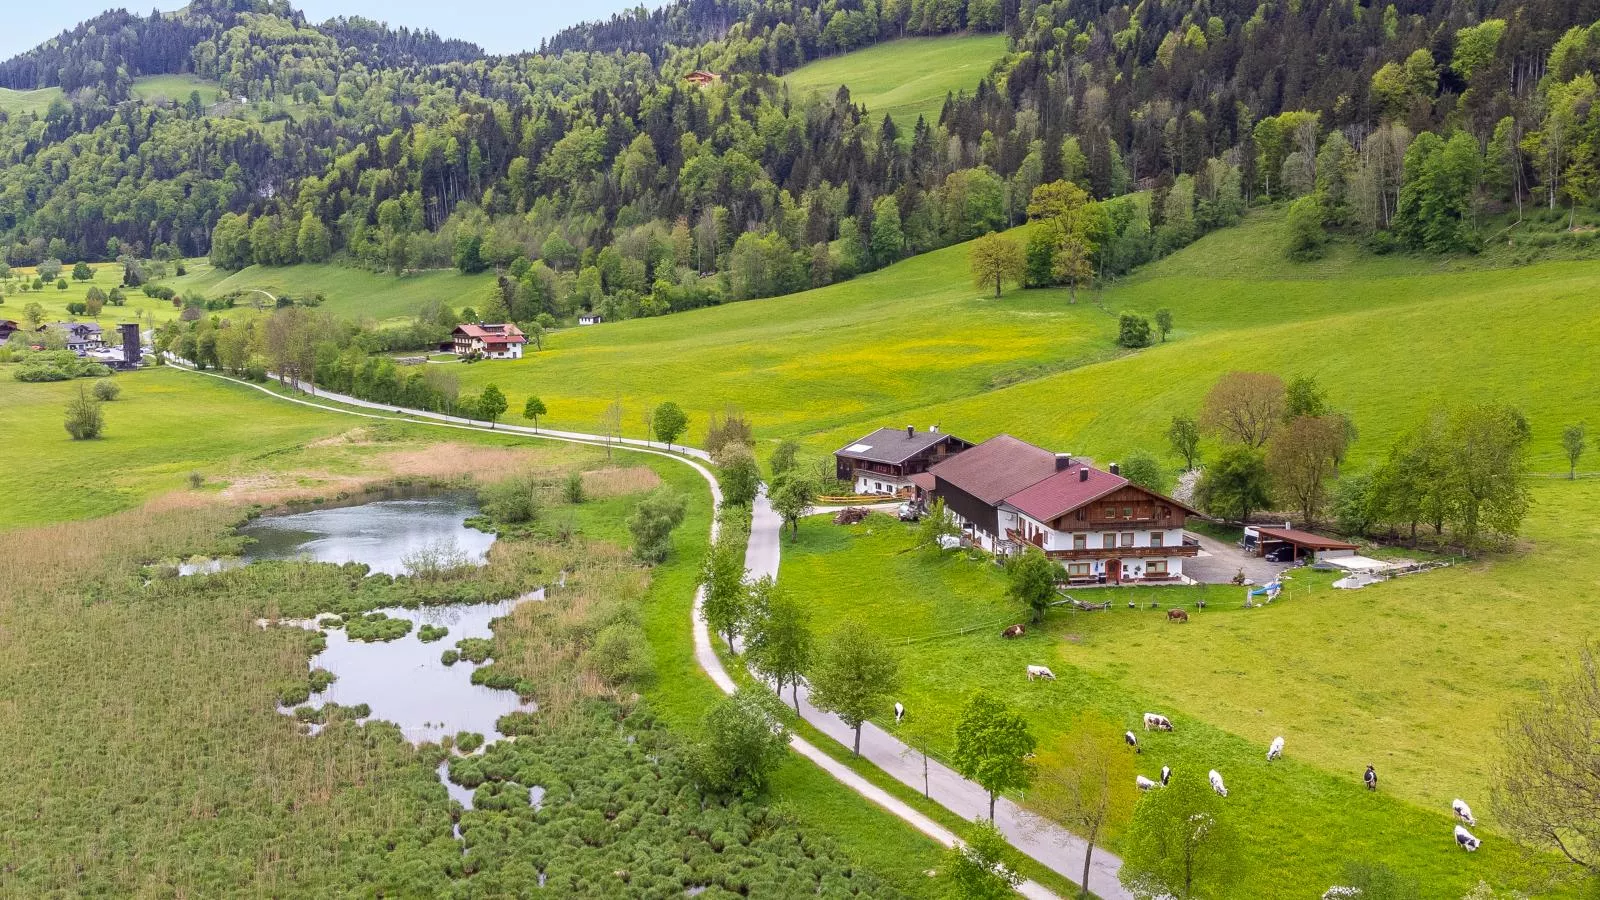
[577,313,604,326]
[451,323,527,360]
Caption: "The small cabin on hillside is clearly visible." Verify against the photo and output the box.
[451,323,527,360]
[578,313,604,326]
[833,426,972,497]
[685,70,721,88]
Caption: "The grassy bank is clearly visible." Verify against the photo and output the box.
[776,499,1596,897]
[164,260,495,323]
[784,35,1008,127]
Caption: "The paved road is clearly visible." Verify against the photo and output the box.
[170,361,1123,899]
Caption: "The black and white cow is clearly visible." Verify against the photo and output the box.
[1454,825,1481,852]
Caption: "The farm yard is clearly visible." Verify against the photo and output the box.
[779,491,1598,898]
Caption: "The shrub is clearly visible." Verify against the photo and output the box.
[92,380,120,402]
[481,474,541,524]
[441,649,460,666]
[455,637,493,663]
[64,386,104,440]
[496,711,538,736]
[563,470,585,504]
[187,472,205,489]
[455,731,485,753]
[418,624,450,643]
[308,668,336,692]
[276,680,311,707]
[586,623,654,686]
[1117,314,1153,349]
[470,665,519,691]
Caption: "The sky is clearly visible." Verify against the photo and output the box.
[2,1,669,61]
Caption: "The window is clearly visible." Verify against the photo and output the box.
[1068,562,1092,577]
[1103,533,1117,550]
[1160,505,1171,518]
[1120,532,1135,548]
[1150,531,1164,548]
[1123,506,1134,520]
[1073,533,1087,551]
[1147,560,1168,575]
[1076,510,1086,521]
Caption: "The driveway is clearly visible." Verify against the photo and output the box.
[1185,532,1289,585]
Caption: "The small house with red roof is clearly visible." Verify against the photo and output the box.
[452,323,527,360]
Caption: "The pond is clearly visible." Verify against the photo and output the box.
[239,490,496,577]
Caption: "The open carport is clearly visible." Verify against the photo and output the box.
[1246,525,1359,563]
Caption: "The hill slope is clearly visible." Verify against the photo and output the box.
[784,35,1006,127]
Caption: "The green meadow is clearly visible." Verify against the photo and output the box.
[778,487,1597,898]
[3,263,184,332]
[0,85,65,116]
[784,35,1008,127]
[165,260,495,323]
[130,74,223,106]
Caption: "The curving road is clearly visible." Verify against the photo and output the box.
[169,361,1128,899]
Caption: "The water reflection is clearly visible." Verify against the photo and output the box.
[240,492,495,576]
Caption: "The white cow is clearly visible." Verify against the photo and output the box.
[894,702,905,724]
[1209,769,1228,797]
[1160,766,1171,786]
[1142,712,1174,731]
[1124,731,1140,753]
[1136,775,1158,791]
[1452,799,1476,826]
[1026,665,1056,681]
[1455,825,1481,852]
[1267,736,1285,761]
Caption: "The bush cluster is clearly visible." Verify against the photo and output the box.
[344,612,414,642]
[417,624,449,643]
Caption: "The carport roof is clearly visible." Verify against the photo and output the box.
[1255,527,1358,550]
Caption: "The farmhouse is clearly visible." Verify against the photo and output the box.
[578,313,604,326]
[451,323,527,360]
[833,426,972,497]
[921,433,1200,582]
[42,322,106,354]
[685,70,721,88]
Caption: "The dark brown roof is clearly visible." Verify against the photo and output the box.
[836,427,961,465]
[909,472,936,492]
[929,435,1058,505]
[1255,527,1358,550]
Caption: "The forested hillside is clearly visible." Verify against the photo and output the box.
[7,0,1600,326]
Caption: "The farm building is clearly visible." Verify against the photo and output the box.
[41,322,106,354]
[578,313,604,326]
[919,433,1201,583]
[685,70,721,87]
[833,426,972,497]
[1244,525,1359,563]
[451,323,527,360]
[0,319,18,342]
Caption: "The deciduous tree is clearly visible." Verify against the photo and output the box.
[1120,771,1239,900]
[1008,547,1058,625]
[1201,371,1286,447]
[768,474,814,541]
[64,385,104,440]
[952,690,1035,820]
[477,384,507,428]
[1267,415,1347,528]
[1167,415,1201,471]
[523,395,546,430]
[1119,450,1166,492]
[717,445,762,507]
[628,487,687,563]
[1031,715,1137,899]
[809,625,898,755]
[1562,422,1586,479]
[692,688,790,799]
[699,535,749,653]
[744,578,815,712]
[1196,447,1272,525]
[939,821,1020,899]
[969,232,1025,298]
[652,401,688,448]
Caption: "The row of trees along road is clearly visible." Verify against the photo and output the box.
[1168,370,1550,553]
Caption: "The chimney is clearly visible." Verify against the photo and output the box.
[906,425,915,437]
[1079,467,1089,482]
[1055,453,1072,471]
[119,323,141,367]
[1110,462,1121,477]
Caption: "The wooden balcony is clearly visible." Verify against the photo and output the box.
[1006,531,1199,561]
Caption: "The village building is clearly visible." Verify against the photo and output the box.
[577,313,604,326]
[0,319,19,342]
[998,458,1202,584]
[907,433,1200,583]
[451,323,527,360]
[41,322,106,354]
[833,426,972,497]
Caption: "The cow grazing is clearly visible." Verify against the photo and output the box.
[1454,825,1481,852]
[1143,713,1174,731]
[894,702,905,725]
[1125,731,1140,753]
[1136,775,1157,791]
[1167,609,1189,623]
[1209,770,1228,797]
[1267,736,1284,762]
[1452,799,1476,826]
[1001,624,1026,639]
[1160,766,1171,786]
[1026,665,1056,681]
[1364,765,1378,791]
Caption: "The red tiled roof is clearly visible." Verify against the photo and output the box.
[1002,464,1128,522]
[454,323,526,344]
[928,435,1058,505]
[1254,527,1358,550]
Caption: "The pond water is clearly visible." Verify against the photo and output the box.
[240,491,495,577]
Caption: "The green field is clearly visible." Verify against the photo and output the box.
[778,492,1594,897]
[784,35,1008,127]
[3,263,186,333]
[166,260,495,323]
[0,85,65,116]
[130,74,223,106]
